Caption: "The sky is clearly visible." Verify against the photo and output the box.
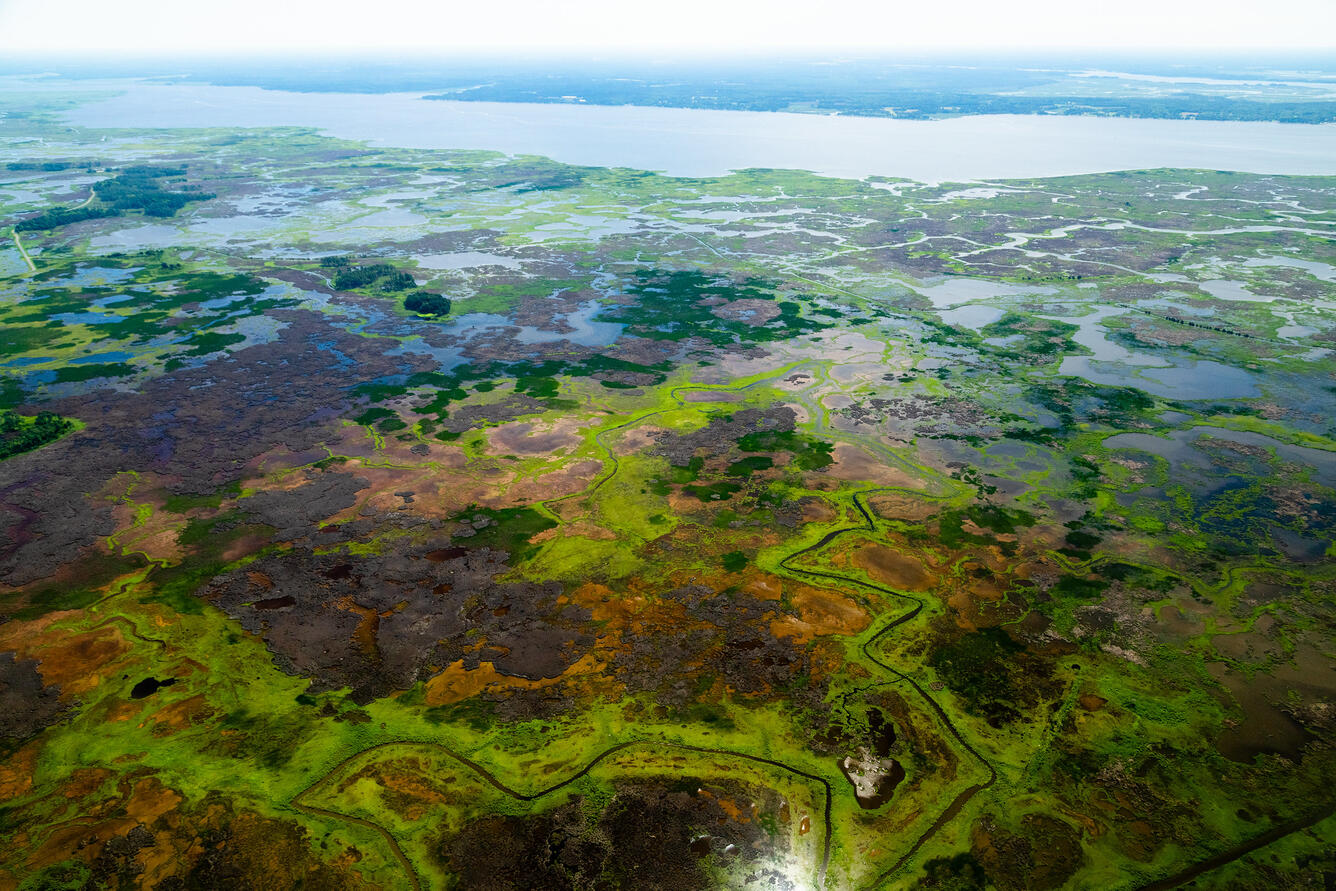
[0,0,1333,55]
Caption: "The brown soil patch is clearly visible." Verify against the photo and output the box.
[148,694,215,735]
[711,299,781,327]
[770,586,868,644]
[612,424,668,455]
[505,459,604,504]
[322,457,512,519]
[741,573,784,601]
[799,474,840,493]
[325,421,464,468]
[946,575,1005,632]
[1079,693,1108,712]
[569,583,686,634]
[682,389,746,403]
[852,543,932,591]
[106,491,186,565]
[866,492,938,523]
[0,743,39,801]
[106,700,140,723]
[34,629,130,696]
[802,498,837,523]
[221,531,272,562]
[696,786,753,822]
[531,519,616,545]
[335,596,386,658]
[336,754,476,822]
[124,776,183,825]
[423,652,603,706]
[0,619,130,696]
[487,417,585,457]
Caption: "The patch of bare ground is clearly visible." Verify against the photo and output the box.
[562,574,838,708]
[530,519,616,544]
[823,443,926,488]
[311,457,518,521]
[852,543,933,591]
[613,424,669,455]
[504,459,605,504]
[423,652,604,706]
[1126,318,1214,346]
[710,298,781,327]
[0,614,130,697]
[946,569,1010,632]
[769,585,870,644]
[485,416,585,456]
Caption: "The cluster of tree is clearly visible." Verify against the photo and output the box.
[6,161,96,172]
[404,292,451,316]
[333,263,393,289]
[381,271,415,291]
[14,166,212,231]
[0,410,74,461]
[121,165,186,178]
[319,255,351,268]
[95,167,210,218]
[333,263,415,292]
[15,206,117,232]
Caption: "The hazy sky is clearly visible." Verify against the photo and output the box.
[1,0,1333,54]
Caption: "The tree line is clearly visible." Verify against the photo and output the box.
[0,411,74,461]
[14,166,212,232]
[332,262,415,292]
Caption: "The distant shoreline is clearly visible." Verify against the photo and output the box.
[55,82,1336,183]
[5,54,1335,125]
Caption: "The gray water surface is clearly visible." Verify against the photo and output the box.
[60,83,1336,183]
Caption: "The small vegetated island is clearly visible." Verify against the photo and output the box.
[404,292,452,316]
[0,84,1334,891]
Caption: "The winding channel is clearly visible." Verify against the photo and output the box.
[286,367,995,889]
[778,489,999,883]
[1134,803,1336,891]
[293,739,834,891]
[284,362,1327,890]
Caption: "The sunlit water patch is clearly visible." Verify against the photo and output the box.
[938,304,1006,331]
[1243,255,1336,283]
[1061,356,1261,399]
[912,278,1056,309]
[0,248,29,277]
[1106,426,1336,488]
[89,224,190,250]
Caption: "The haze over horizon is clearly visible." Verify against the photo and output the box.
[1,0,1334,56]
